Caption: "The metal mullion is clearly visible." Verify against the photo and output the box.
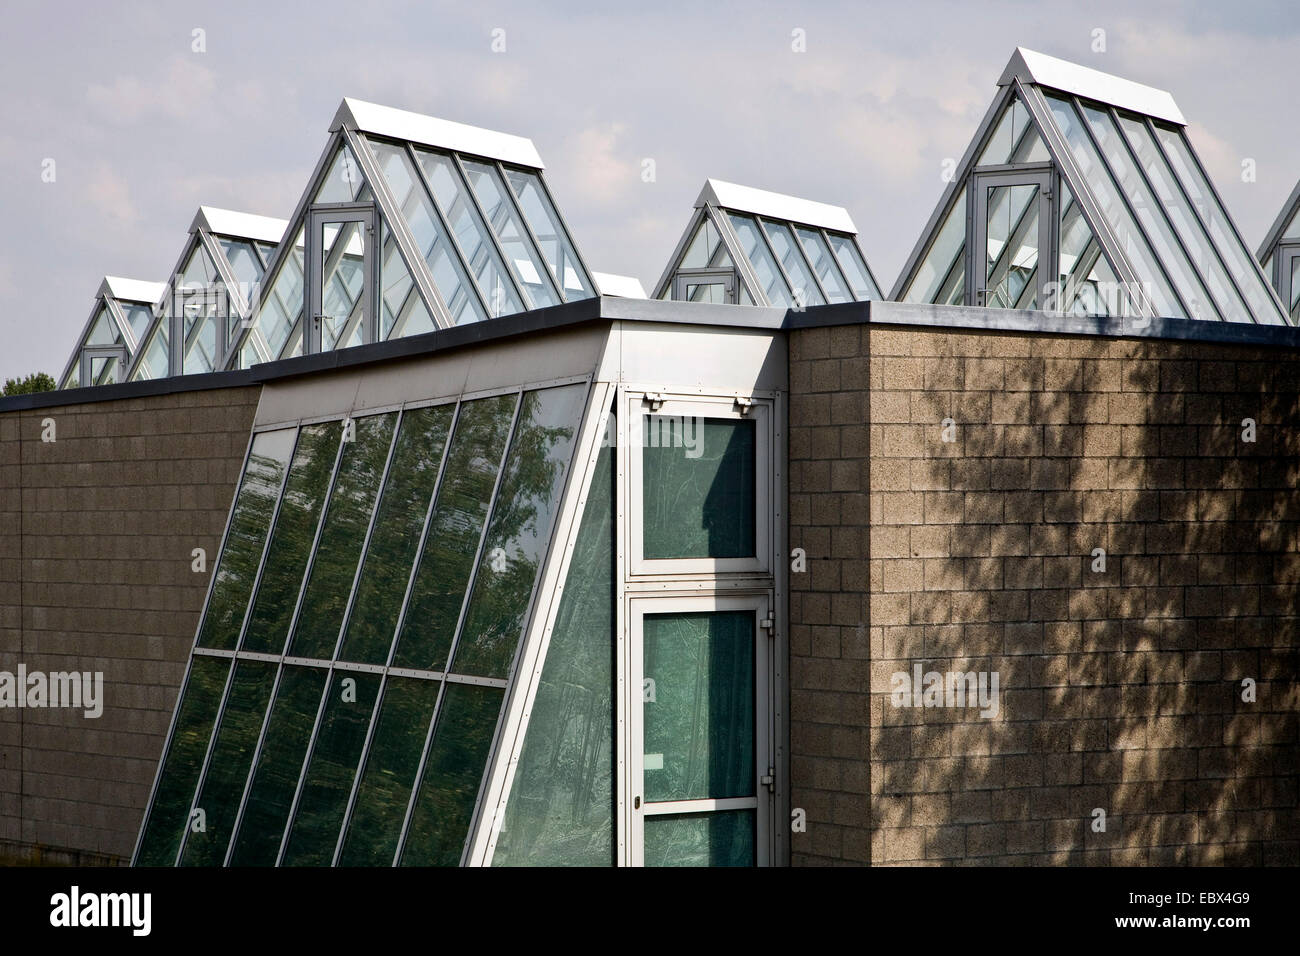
[222,130,347,370]
[753,216,803,305]
[220,659,287,866]
[392,390,525,866]
[1015,82,1148,317]
[891,83,1017,300]
[327,667,390,866]
[199,230,249,352]
[1070,94,1191,320]
[386,281,423,340]
[272,660,334,866]
[526,165,599,295]
[450,153,531,309]
[650,206,709,300]
[815,228,855,301]
[406,145,493,320]
[781,219,832,304]
[172,655,241,865]
[130,655,197,864]
[103,297,138,354]
[713,207,769,306]
[331,282,365,351]
[344,130,454,332]
[1145,117,1278,324]
[493,160,565,305]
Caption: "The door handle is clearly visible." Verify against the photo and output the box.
[634,796,641,810]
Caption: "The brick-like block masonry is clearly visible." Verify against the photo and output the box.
[0,386,259,864]
[788,322,1300,866]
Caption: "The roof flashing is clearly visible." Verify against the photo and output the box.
[100,276,166,305]
[192,206,290,244]
[696,178,858,234]
[999,47,1186,125]
[331,97,545,168]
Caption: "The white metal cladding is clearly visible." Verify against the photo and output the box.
[101,276,166,304]
[332,97,545,169]
[593,272,647,298]
[194,207,290,244]
[697,179,858,234]
[998,47,1186,126]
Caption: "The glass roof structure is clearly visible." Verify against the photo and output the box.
[1257,177,1300,324]
[652,179,881,307]
[58,276,166,389]
[893,48,1289,325]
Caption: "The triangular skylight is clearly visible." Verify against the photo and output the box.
[893,48,1288,325]
[234,98,597,368]
[1257,177,1300,323]
[653,179,881,307]
[58,277,165,389]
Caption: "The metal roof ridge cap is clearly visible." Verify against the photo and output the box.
[998,47,1186,125]
[332,96,545,168]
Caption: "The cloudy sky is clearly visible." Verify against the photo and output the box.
[2,0,1297,382]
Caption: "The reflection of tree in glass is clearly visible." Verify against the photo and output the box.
[289,414,396,660]
[453,384,586,679]
[241,422,341,654]
[199,431,293,650]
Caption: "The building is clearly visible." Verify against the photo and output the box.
[1,48,1296,867]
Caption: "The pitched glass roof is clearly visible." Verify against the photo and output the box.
[894,48,1289,325]
[135,379,594,866]
[653,179,881,307]
[1257,177,1300,324]
[57,277,166,389]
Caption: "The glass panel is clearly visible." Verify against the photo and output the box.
[228,665,328,866]
[281,671,381,866]
[903,187,966,304]
[241,421,342,654]
[376,220,434,339]
[1118,114,1250,323]
[1285,209,1300,242]
[1154,123,1285,325]
[90,354,119,386]
[984,182,1040,309]
[181,313,218,375]
[493,438,614,866]
[136,656,231,865]
[727,213,791,306]
[1045,94,1182,318]
[62,363,80,389]
[252,227,305,358]
[762,220,825,306]
[316,143,368,204]
[119,303,154,342]
[133,320,170,380]
[198,428,296,650]
[417,149,525,318]
[462,159,560,310]
[685,281,728,304]
[451,383,587,679]
[287,414,396,660]
[86,307,122,346]
[1291,256,1300,322]
[178,659,276,865]
[370,140,485,327]
[644,810,755,867]
[504,167,594,301]
[643,610,754,802]
[794,226,851,303]
[828,233,880,300]
[339,404,454,665]
[978,95,1049,166]
[391,394,517,671]
[399,683,504,866]
[219,238,265,292]
[1057,182,1117,316]
[1082,104,1217,321]
[337,676,440,866]
[642,416,756,560]
[318,219,366,350]
[680,216,733,270]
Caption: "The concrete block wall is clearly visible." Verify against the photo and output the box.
[0,386,259,864]
[788,322,1300,866]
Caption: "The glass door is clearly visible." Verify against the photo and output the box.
[306,205,376,354]
[672,270,737,304]
[971,170,1053,310]
[629,594,771,866]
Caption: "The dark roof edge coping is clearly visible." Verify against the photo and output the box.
[0,368,259,413]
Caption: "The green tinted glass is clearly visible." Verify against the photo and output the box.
[198,429,295,650]
[338,676,440,866]
[228,665,327,866]
[391,394,516,671]
[288,414,396,660]
[400,683,503,866]
[281,671,381,866]
[242,422,342,654]
[136,656,230,865]
[338,404,453,664]
[179,660,276,866]
[642,416,755,559]
[644,810,755,867]
[452,383,587,678]
[493,439,614,866]
[643,611,754,802]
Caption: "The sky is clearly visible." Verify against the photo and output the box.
[2,0,1298,383]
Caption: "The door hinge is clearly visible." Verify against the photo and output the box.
[735,396,753,415]
[644,392,666,411]
[761,768,775,792]
[759,617,773,631]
